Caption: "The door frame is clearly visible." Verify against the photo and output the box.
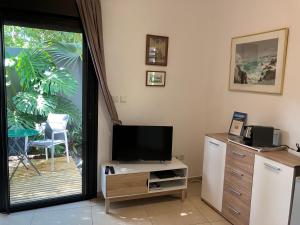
[0,10,98,213]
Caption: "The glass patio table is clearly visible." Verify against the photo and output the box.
[8,129,41,180]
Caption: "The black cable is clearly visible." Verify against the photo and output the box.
[280,145,299,152]
[296,143,300,152]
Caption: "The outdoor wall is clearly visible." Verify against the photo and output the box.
[66,61,83,112]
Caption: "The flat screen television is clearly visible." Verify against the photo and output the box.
[112,125,173,161]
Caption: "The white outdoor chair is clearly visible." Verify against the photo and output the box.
[27,113,70,171]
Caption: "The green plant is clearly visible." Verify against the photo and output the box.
[5,25,83,157]
[9,48,80,126]
[7,106,37,129]
[46,41,82,69]
[4,26,82,49]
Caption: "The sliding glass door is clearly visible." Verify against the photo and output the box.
[4,25,84,206]
[0,14,98,212]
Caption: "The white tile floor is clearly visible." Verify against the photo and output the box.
[0,181,231,225]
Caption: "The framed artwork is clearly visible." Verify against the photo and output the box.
[229,28,289,94]
[229,111,247,136]
[145,34,169,66]
[146,71,166,87]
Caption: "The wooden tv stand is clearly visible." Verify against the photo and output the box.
[101,158,188,213]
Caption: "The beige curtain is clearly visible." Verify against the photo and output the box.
[76,0,121,125]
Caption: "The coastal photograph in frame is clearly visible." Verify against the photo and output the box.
[145,35,169,66]
[229,28,289,94]
[146,71,166,87]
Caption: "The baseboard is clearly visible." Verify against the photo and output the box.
[97,191,104,200]
[188,176,202,182]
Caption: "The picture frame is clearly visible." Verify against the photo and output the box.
[146,71,166,87]
[229,111,247,136]
[145,34,169,66]
[229,28,289,94]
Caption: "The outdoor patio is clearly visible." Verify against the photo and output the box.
[9,156,82,205]
[3,25,84,206]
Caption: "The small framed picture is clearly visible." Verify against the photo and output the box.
[146,71,166,87]
[229,111,247,136]
[145,34,169,66]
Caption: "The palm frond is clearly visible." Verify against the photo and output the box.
[46,41,82,69]
[54,97,81,127]
[40,68,78,96]
[15,49,54,90]
[7,107,37,129]
[13,92,57,116]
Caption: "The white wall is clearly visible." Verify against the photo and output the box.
[97,0,300,188]
[205,0,300,148]
[98,0,214,180]
[97,92,113,190]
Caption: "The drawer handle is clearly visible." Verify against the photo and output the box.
[232,151,246,158]
[228,187,242,196]
[227,205,240,216]
[230,169,244,177]
[264,163,281,172]
[209,141,220,147]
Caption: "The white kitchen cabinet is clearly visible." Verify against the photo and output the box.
[201,136,227,212]
[290,177,300,225]
[250,155,294,225]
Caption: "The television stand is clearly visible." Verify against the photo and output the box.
[101,158,188,213]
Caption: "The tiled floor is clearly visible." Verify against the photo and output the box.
[0,181,231,225]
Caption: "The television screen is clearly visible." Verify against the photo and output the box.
[112,125,173,161]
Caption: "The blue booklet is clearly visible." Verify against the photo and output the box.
[229,111,247,136]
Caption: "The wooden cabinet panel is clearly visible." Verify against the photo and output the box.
[223,192,250,225]
[223,142,255,225]
[223,182,251,206]
[224,165,253,193]
[106,173,148,197]
[227,143,255,174]
[249,155,294,225]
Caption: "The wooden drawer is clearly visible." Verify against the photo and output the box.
[223,182,251,205]
[227,143,255,175]
[106,173,148,197]
[224,165,253,192]
[223,192,250,225]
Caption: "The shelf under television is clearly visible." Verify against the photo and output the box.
[149,175,186,183]
[149,180,187,193]
[101,158,188,213]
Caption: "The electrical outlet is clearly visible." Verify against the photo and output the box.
[175,155,184,161]
[112,96,119,103]
[120,96,127,103]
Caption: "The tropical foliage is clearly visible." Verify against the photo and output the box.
[4,26,82,49]
[5,25,83,155]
